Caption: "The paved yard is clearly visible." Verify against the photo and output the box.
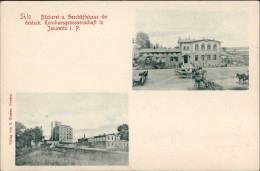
[132,67,249,90]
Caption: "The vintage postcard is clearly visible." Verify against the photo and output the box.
[1,1,259,171]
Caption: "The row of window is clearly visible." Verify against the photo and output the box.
[94,136,116,142]
[142,52,177,55]
[170,57,178,62]
[195,55,217,61]
[147,55,217,62]
[183,44,217,51]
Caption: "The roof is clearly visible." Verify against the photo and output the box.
[178,38,221,43]
[93,133,117,138]
[139,48,181,53]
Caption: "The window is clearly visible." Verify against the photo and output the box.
[161,57,165,62]
[162,53,164,55]
[201,55,204,60]
[187,46,189,51]
[157,53,159,55]
[195,44,199,50]
[147,53,149,55]
[213,55,216,60]
[207,55,211,60]
[207,44,211,50]
[170,57,174,62]
[201,44,205,50]
[112,136,113,140]
[108,136,110,140]
[195,55,199,61]
[183,46,186,51]
[175,57,178,61]
[213,44,217,50]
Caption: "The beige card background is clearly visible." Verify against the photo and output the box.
[1,1,259,170]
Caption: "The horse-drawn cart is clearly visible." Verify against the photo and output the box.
[175,68,193,78]
[132,71,148,87]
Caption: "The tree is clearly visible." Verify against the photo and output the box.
[15,121,44,149]
[154,43,159,49]
[32,126,44,143]
[15,121,26,149]
[117,124,129,141]
[136,32,151,49]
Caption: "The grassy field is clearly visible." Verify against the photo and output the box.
[133,66,249,90]
[16,148,128,166]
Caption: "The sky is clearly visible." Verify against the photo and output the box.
[15,93,128,141]
[135,10,248,47]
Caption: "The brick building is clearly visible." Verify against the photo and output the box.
[139,48,181,69]
[51,121,73,143]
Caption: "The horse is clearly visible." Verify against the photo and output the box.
[143,70,148,79]
[236,73,245,85]
[243,74,249,84]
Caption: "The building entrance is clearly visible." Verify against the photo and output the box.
[183,55,189,63]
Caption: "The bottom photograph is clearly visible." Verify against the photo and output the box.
[15,93,129,166]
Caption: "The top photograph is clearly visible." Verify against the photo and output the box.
[132,10,249,90]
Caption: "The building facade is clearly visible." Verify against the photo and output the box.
[136,37,222,69]
[177,38,222,67]
[51,121,73,143]
[139,48,181,69]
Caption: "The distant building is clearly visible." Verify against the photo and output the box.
[78,136,94,147]
[221,47,249,65]
[78,133,129,150]
[51,121,73,143]
[93,133,120,149]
